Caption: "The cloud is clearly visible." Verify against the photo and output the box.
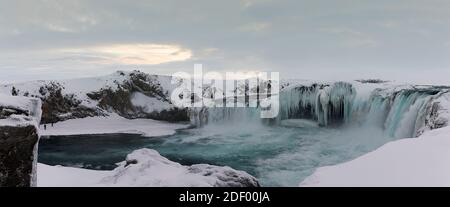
[45,24,78,33]
[239,22,271,32]
[1,0,450,85]
[241,0,272,8]
[379,21,400,28]
[319,27,379,48]
[57,44,192,65]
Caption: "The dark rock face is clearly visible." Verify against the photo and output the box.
[39,82,104,124]
[416,95,450,136]
[0,106,30,118]
[0,125,39,187]
[143,108,189,122]
[8,71,190,124]
[86,71,189,122]
[355,79,389,84]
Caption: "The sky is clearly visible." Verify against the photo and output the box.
[1,0,450,85]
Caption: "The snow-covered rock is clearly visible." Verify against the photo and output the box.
[0,94,41,128]
[299,126,450,187]
[0,70,189,124]
[38,148,260,187]
[416,92,450,136]
[0,94,42,187]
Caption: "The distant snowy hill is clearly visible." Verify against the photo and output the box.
[0,71,189,124]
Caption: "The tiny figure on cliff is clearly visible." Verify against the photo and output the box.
[44,124,47,130]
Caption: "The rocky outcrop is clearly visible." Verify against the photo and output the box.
[416,91,450,136]
[0,95,42,187]
[0,126,39,187]
[39,82,104,124]
[86,72,189,122]
[1,70,190,124]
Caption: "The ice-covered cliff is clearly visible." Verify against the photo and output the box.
[194,79,450,139]
[0,94,42,187]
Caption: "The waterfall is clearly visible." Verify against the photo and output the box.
[383,89,439,138]
[279,82,355,126]
[189,82,446,138]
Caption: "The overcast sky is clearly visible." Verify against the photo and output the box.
[1,0,450,84]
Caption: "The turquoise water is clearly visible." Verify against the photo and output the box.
[38,123,398,186]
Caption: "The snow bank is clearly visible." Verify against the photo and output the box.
[40,113,188,137]
[37,163,109,187]
[131,92,172,113]
[38,148,259,187]
[300,126,450,187]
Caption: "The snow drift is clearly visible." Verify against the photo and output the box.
[299,125,450,187]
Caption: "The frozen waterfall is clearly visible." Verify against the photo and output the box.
[189,81,448,139]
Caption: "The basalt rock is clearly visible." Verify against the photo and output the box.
[86,71,189,122]
[39,82,104,124]
[0,125,39,187]
[0,95,42,187]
